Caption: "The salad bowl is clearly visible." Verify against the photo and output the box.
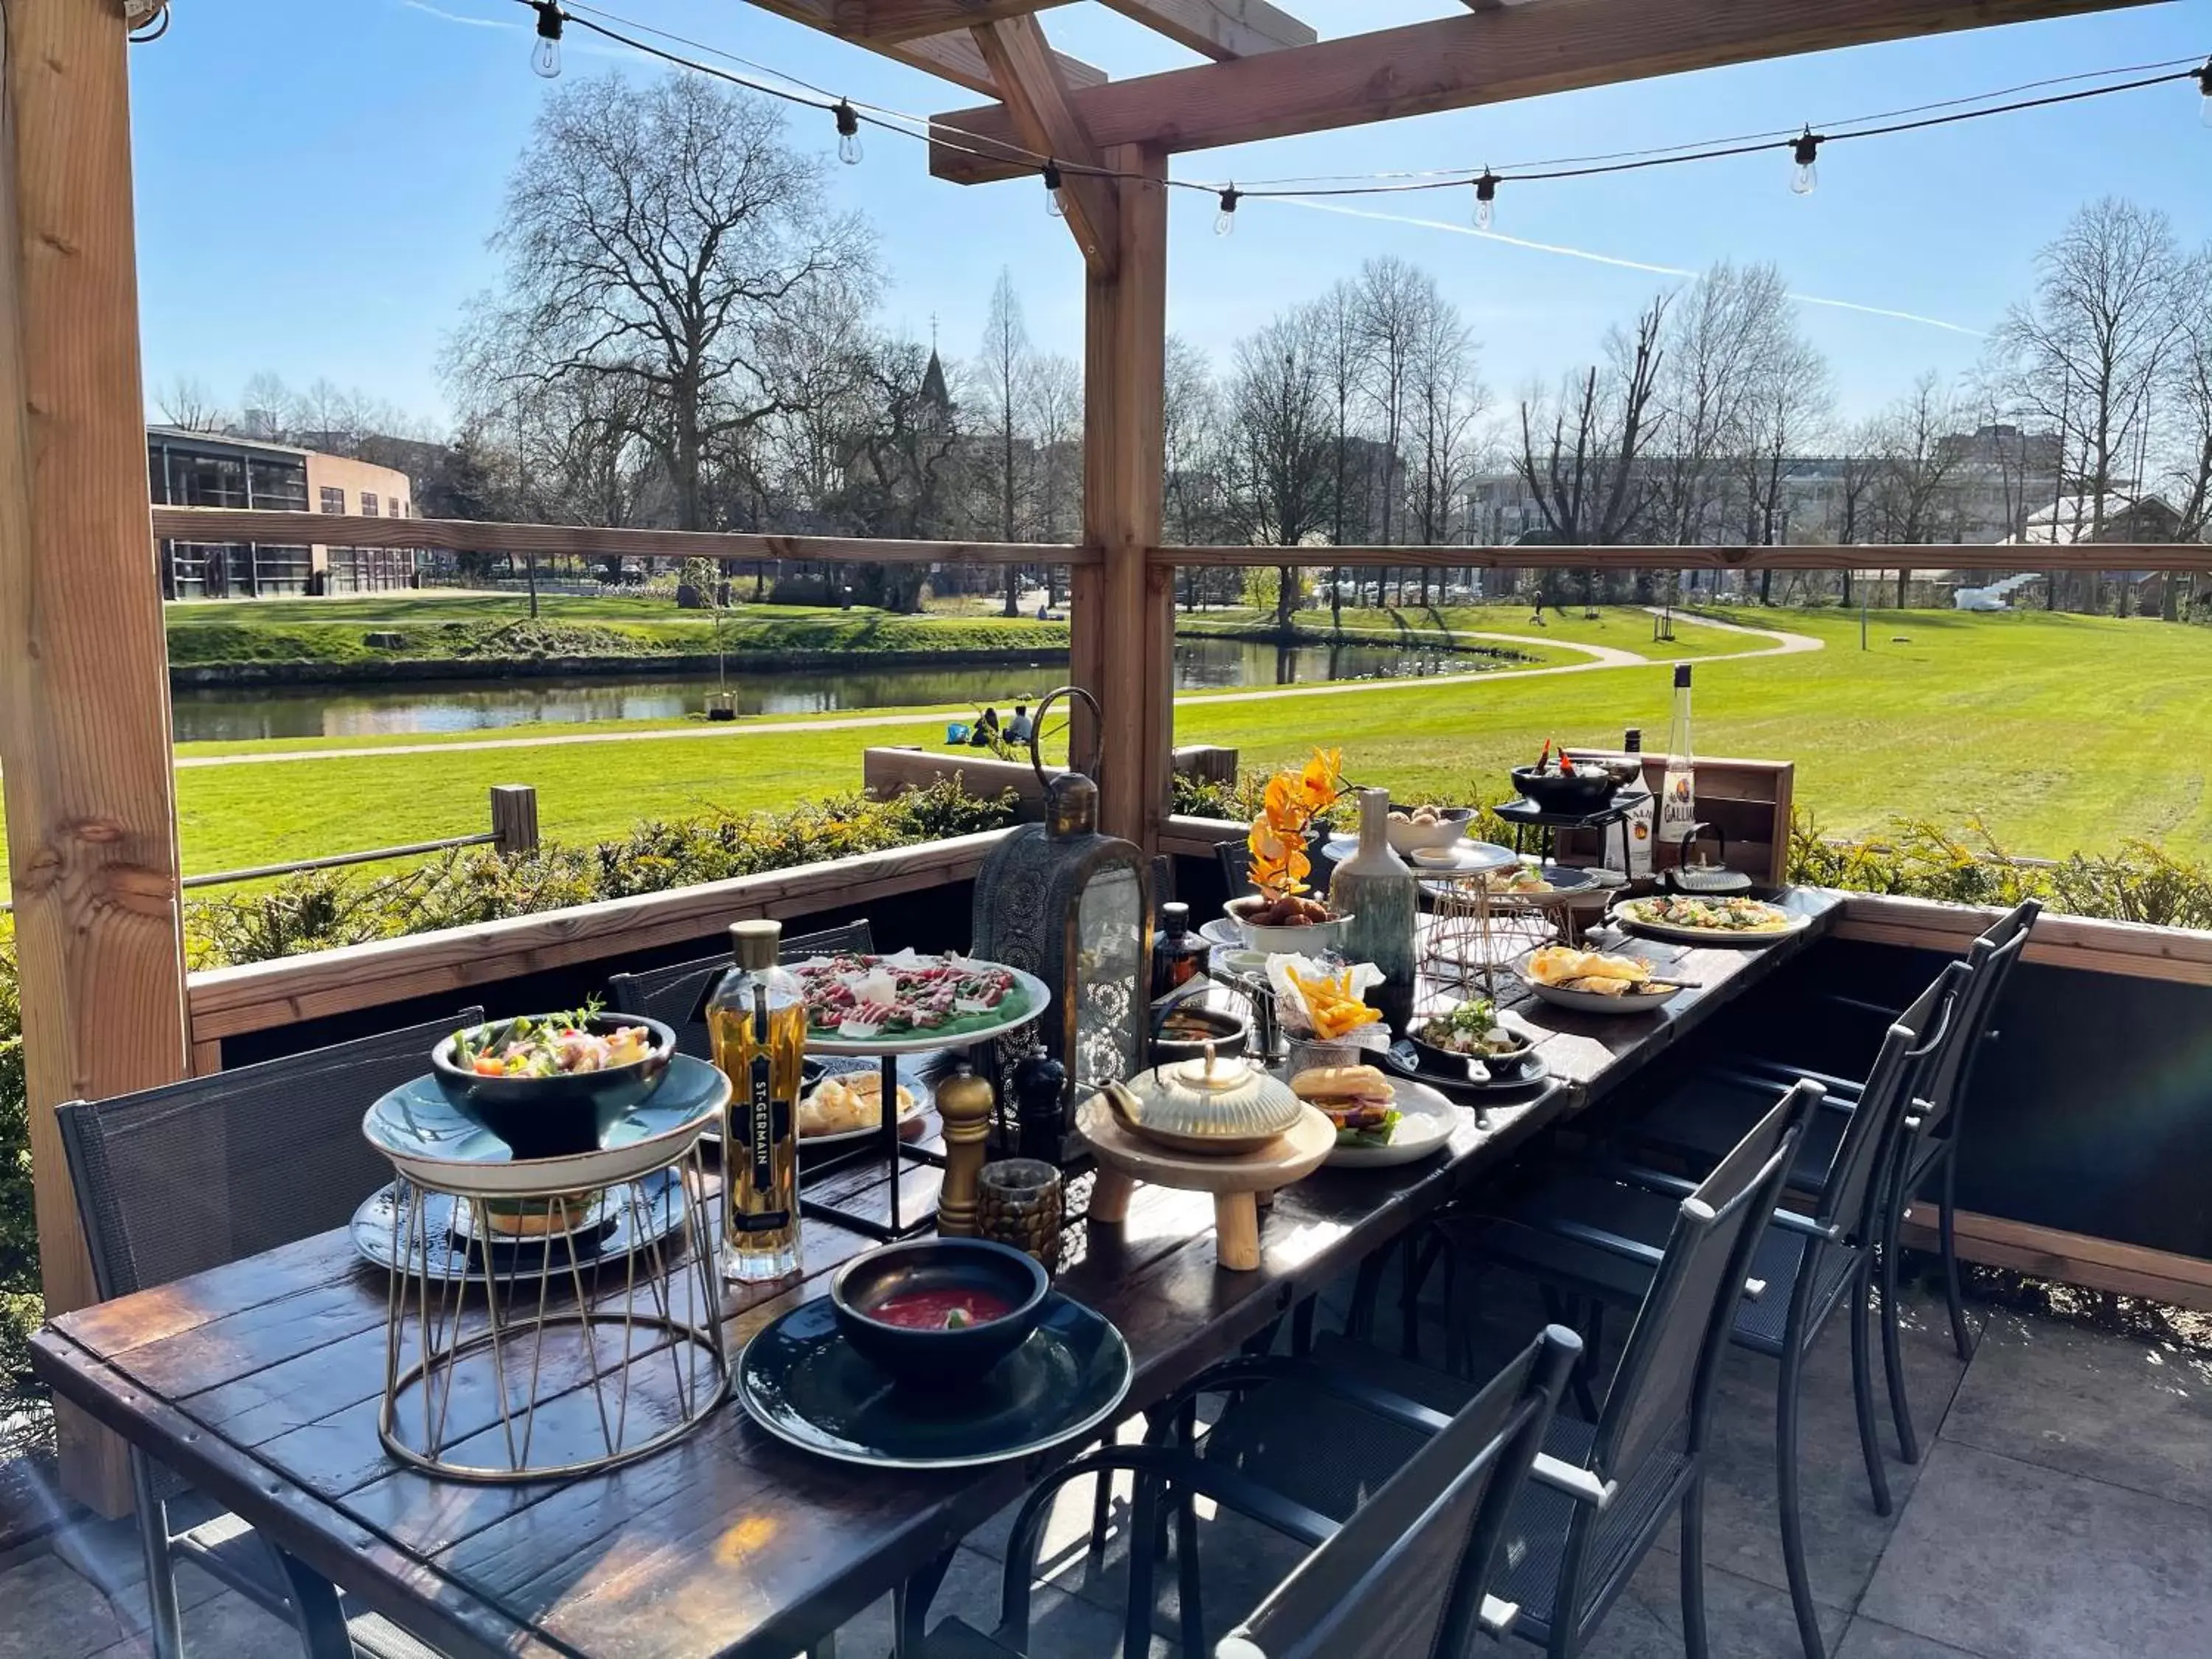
[431,1012,675,1160]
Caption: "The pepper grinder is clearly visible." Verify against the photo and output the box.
[933,1060,995,1237]
[1011,1043,1069,1166]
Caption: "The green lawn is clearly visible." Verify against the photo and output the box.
[5,606,2205,892]
[1182,608,2208,858]
[1186,603,1770,660]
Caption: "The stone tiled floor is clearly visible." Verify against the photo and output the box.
[4,1281,2208,1659]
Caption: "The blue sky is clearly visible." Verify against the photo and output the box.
[131,0,2212,428]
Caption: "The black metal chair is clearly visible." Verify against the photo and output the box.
[1472,970,1955,1659]
[55,1009,481,1659]
[917,1324,1582,1659]
[1622,897,2037,1412]
[605,919,874,1060]
[1032,1082,1815,1659]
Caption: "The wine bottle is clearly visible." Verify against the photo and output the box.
[708,919,804,1281]
[1658,664,1697,849]
[1621,726,1656,880]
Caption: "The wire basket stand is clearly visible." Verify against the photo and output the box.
[1421,877,1596,1001]
[377,1138,727,1484]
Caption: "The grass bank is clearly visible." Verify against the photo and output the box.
[9,606,2205,888]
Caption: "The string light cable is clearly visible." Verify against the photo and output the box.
[504,4,2205,212]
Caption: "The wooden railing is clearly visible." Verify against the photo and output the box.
[147,507,2207,576]
[182,827,1017,1060]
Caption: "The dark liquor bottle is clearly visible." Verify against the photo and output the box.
[708,920,804,1281]
[1150,902,1211,1002]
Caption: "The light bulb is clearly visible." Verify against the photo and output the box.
[1043,162,1065,220]
[834,102,863,166]
[2199,63,2212,128]
[1215,186,1239,238]
[1790,129,1820,196]
[1472,171,1498,233]
[530,1,562,77]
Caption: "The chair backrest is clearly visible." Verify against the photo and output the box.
[1214,1325,1582,1659]
[55,1007,484,1299]
[1916,897,2039,1141]
[1814,960,1966,1242]
[1595,1079,1820,1481]
[605,919,874,1060]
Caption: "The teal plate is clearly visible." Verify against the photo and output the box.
[737,1294,1133,1470]
[363,1053,728,1195]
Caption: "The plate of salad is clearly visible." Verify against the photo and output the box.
[1613,894,1809,944]
[791,950,1051,1053]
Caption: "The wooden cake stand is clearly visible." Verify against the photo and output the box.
[1074,1094,1336,1271]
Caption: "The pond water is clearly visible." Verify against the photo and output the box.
[170,636,1507,744]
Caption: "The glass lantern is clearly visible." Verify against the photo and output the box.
[972,686,1152,1124]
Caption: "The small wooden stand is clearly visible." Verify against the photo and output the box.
[1076,1096,1335,1272]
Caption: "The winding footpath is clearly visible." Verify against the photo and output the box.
[172,613,1822,770]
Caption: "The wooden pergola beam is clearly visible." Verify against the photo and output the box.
[744,1,1106,94]
[928,0,2166,181]
[1095,0,1315,59]
[1,0,189,1514]
[835,0,1079,47]
[970,15,1119,276]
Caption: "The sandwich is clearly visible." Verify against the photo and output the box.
[1291,1065,1401,1148]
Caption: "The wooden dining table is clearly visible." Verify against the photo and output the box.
[32,888,1840,1659]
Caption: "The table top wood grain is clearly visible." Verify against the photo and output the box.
[35,889,1839,1659]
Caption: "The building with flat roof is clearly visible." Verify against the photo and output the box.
[148,425,417,598]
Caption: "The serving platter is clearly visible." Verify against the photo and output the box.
[1520,975,1684,1015]
[794,957,1051,1056]
[1325,1079,1459,1169]
[362,1054,728,1195]
[1612,898,1812,946]
[736,1293,1132,1470]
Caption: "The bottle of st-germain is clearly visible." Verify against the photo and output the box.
[708,919,804,1281]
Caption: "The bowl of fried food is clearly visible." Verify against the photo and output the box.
[1384,804,1473,855]
[1520,945,1683,1014]
[799,1068,925,1145]
[1226,892,1353,956]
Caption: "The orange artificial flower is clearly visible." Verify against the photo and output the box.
[1246,748,1346,902]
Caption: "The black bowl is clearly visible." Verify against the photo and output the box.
[1150,1004,1251,1068]
[431,1012,676,1161]
[831,1239,1051,1390]
[1510,766,1618,815]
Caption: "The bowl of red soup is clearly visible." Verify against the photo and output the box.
[830,1238,1051,1388]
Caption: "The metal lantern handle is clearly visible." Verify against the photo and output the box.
[1029,684,1105,792]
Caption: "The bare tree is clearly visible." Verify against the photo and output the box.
[1871,372,1968,605]
[1357,257,1433,599]
[154,375,226,432]
[1515,295,1668,570]
[235,372,294,440]
[1162,334,1225,605]
[459,72,878,532]
[1310,282,1368,629]
[1405,296,1486,600]
[1023,353,1084,554]
[977,270,1034,614]
[1994,197,2186,604]
[1221,310,1335,628]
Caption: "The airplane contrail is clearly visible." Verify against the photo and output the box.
[1266,196,1989,338]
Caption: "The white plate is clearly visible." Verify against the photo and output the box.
[800,1068,931,1148]
[1328,836,1518,877]
[1326,1079,1461,1169]
[793,958,1054,1056]
[1612,904,1812,946]
[1521,976,1683,1015]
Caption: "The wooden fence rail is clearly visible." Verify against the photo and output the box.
[147,509,2211,576]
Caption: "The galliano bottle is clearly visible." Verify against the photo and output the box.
[1658,664,1698,850]
[708,919,804,1281]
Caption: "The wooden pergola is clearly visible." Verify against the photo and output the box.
[0,0,2175,1506]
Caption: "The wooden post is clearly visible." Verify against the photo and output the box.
[1079,143,1172,852]
[490,784,540,855]
[0,0,190,1512]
